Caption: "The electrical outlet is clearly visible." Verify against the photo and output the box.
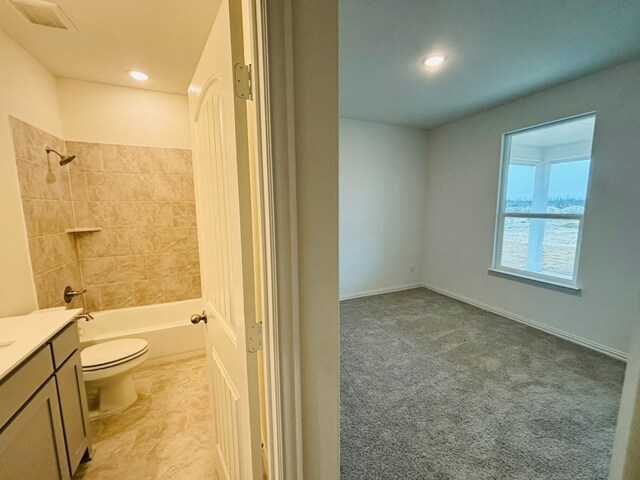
[410,266,415,273]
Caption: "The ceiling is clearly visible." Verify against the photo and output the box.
[0,0,219,94]
[340,0,640,129]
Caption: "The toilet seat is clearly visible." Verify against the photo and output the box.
[82,339,149,372]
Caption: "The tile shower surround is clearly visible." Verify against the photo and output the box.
[10,117,201,311]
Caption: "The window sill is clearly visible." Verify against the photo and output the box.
[487,268,582,295]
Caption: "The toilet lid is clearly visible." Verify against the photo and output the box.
[81,338,149,370]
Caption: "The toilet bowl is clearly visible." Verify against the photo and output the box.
[81,338,149,418]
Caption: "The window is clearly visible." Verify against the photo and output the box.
[492,113,596,288]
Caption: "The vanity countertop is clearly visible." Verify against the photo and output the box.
[0,308,82,381]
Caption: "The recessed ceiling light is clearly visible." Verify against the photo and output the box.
[128,70,149,81]
[423,55,446,67]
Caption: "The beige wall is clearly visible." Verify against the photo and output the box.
[57,78,191,149]
[0,30,63,316]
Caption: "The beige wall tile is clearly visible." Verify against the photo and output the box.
[77,230,131,258]
[16,160,72,201]
[172,202,197,227]
[83,287,102,312]
[34,269,63,309]
[113,255,147,283]
[82,257,117,285]
[74,201,108,228]
[34,261,82,309]
[164,276,201,303]
[146,202,175,227]
[85,172,155,202]
[10,117,33,161]
[188,228,199,251]
[124,175,155,201]
[10,117,65,165]
[131,228,190,255]
[85,172,125,201]
[102,144,167,174]
[165,149,193,175]
[70,172,89,201]
[20,200,39,238]
[158,228,191,253]
[133,281,165,306]
[136,147,167,174]
[102,202,136,229]
[76,202,173,229]
[100,283,135,311]
[13,126,200,312]
[148,174,185,202]
[181,176,195,201]
[28,233,76,275]
[176,251,200,277]
[66,141,104,172]
[101,144,138,173]
[127,228,155,255]
[172,201,196,218]
[146,254,178,279]
[21,200,75,237]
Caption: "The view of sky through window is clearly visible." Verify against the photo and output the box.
[495,114,595,284]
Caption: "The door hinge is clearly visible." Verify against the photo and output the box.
[234,63,253,100]
[247,321,263,353]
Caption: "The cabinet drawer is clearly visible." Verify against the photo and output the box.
[50,322,80,369]
[0,346,53,429]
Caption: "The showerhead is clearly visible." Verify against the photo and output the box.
[45,147,76,166]
[59,154,76,166]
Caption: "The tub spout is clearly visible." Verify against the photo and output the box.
[75,312,94,321]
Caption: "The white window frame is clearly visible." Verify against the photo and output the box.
[490,112,596,291]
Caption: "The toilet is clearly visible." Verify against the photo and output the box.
[81,338,150,418]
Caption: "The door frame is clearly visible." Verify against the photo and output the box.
[248,0,303,478]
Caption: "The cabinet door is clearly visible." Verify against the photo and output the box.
[56,349,91,475]
[0,378,70,480]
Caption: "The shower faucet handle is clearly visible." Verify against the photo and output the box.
[64,285,86,304]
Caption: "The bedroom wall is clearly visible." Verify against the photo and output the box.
[339,118,428,298]
[422,60,640,356]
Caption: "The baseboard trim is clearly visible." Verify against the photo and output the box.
[340,283,423,301]
[420,283,628,362]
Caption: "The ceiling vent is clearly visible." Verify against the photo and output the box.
[8,0,77,32]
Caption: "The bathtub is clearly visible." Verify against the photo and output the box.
[79,299,206,363]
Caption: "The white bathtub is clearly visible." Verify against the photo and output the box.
[79,299,206,363]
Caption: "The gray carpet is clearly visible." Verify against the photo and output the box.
[340,288,625,480]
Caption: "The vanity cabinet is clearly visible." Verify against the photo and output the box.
[56,349,91,474]
[0,321,91,479]
[0,377,70,480]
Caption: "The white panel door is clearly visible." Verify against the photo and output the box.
[189,0,262,478]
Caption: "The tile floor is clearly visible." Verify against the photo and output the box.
[73,355,215,480]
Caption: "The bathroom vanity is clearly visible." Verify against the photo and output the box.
[0,308,91,479]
